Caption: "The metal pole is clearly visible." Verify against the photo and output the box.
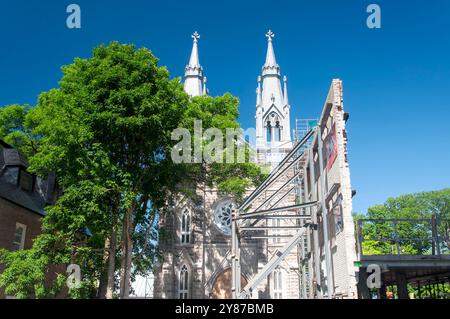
[303,166,314,299]
[357,219,364,258]
[240,226,306,231]
[241,156,300,211]
[317,126,335,298]
[240,129,316,211]
[239,226,310,298]
[255,172,300,211]
[239,186,299,238]
[297,175,307,299]
[242,215,312,220]
[308,147,322,298]
[431,215,441,256]
[270,186,296,209]
[231,210,237,299]
[237,202,317,219]
[233,210,242,299]
[393,221,400,255]
[235,230,241,298]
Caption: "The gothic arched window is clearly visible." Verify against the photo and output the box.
[274,121,281,142]
[179,265,189,299]
[180,208,191,244]
[266,113,282,143]
[271,218,281,243]
[266,121,272,143]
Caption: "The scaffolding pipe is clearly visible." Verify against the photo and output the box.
[317,126,335,298]
[231,128,320,299]
[242,215,312,220]
[270,186,297,209]
[239,128,316,211]
[254,172,301,212]
[240,226,305,231]
[239,225,311,298]
[241,156,302,212]
[242,235,298,239]
[309,147,322,298]
[236,202,317,220]
[302,162,313,299]
[231,211,238,299]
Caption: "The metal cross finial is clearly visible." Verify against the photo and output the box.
[192,31,200,42]
[266,30,275,41]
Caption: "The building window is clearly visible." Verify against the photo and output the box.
[274,121,281,142]
[266,122,272,143]
[19,169,34,192]
[271,218,281,243]
[179,265,189,299]
[12,223,27,251]
[333,196,344,234]
[272,268,283,299]
[213,200,235,236]
[181,209,191,244]
[266,113,281,143]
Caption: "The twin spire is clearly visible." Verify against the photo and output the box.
[183,30,290,112]
[183,29,293,164]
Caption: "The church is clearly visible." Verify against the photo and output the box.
[153,30,358,299]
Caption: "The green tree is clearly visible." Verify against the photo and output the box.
[0,42,264,298]
[0,104,40,158]
[356,188,450,255]
[174,93,265,200]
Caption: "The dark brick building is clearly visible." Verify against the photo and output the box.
[0,140,58,298]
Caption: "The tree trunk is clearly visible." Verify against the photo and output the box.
[106,220,117,299]
[98,202,118,299]
[97,237,111,299]
[119,204,134,299]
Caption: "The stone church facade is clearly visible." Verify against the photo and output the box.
[153,31,348,299]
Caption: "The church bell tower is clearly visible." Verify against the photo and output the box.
[256,30,292,167]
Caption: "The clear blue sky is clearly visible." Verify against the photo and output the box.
[1,0,449,214]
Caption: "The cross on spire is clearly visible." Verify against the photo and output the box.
[184,31,204,97]
[266,30,275,42]
[192,31,200,42]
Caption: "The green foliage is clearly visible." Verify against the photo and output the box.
[0,248,66,299]
[176,93,265,201]
[0,41,264,298]
[0,181,110,298]
[356,188,450,255]
[0,104,40,158]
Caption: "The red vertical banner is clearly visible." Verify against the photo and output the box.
[324,124,338,171]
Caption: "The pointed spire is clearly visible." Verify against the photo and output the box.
[188,31,200,67]
[264,30,277,67]
[202,77,208,96]
[283,75,289,106]
[260,30,282,108]
[184,31,204,97]
[256,76,262,106]
[261,30,280,78]
[256,30,292,158]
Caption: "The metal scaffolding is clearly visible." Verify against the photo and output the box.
[231,125,336,299]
